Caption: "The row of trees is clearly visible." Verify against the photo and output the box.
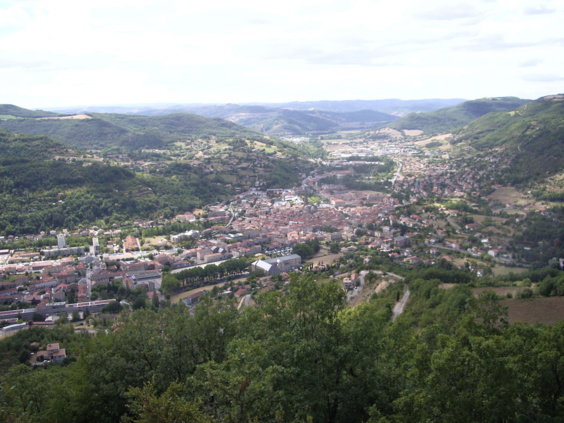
[161,258,250,295]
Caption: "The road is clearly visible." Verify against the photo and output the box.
[390,160,403,188]
[392,289,411,321]
[237,294,251,310]
[386,272,410,321]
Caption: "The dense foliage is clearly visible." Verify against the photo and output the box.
[1,274,563,422]
[0,129,72,160]
[510,207,564,263]
[0,112,263,151]
[0,158,228,235]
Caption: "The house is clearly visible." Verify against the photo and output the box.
[182,291,205,306]
[488,249,500,258]
[234,288,248,298]
[343,277,354,289]
[393,236,410,248]
[123,235,140,252]
[36,343,67,364]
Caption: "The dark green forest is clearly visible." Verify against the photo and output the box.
[0,129,73,160]
[1,274,563,422]
[0,124,311,235]
[0,158,230,235]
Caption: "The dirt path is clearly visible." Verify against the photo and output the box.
[392,289,410,321]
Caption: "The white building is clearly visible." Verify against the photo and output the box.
[57,234,67,249]
[251,254,302,275]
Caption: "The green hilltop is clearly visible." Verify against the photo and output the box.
[0,104,59,119]
[0,128,75,160]
[0,108,265,151]
[389,97,530,134]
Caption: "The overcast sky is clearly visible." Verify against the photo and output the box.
[1,0,563,109]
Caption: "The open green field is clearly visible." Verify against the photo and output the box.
[492,265,529,277]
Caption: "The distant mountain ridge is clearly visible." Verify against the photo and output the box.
[257,98,467,115]
[388,97,531,134]
[44,98,466,136]
[165,105,399,136]
[46,98,467,116]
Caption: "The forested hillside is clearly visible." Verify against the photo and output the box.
[0,159,230,235]
[0,129,74,160]
[389,97,530,134]
[1,274,563,422]
[453,94,564,184]
[0,122,312,235]
[0,107,265,151]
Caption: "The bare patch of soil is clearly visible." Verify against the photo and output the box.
[502,297,564,325]
[37,114,92,120]
[402,129,423,136]
[487,187,529,206]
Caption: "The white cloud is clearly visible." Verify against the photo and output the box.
[1,0,563,107]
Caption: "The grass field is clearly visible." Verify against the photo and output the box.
[492,265,529,277]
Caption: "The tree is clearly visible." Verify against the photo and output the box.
[160,275,180,296]
[102,301,122,314]
[329,242,341,254]
[132,296,147,310]
[292,243,314,260]
[151,290,160,310]
[126,381,212,423]
[32,312,45,322]
[473,290,508,332]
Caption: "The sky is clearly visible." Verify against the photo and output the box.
[1,0,563,109]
